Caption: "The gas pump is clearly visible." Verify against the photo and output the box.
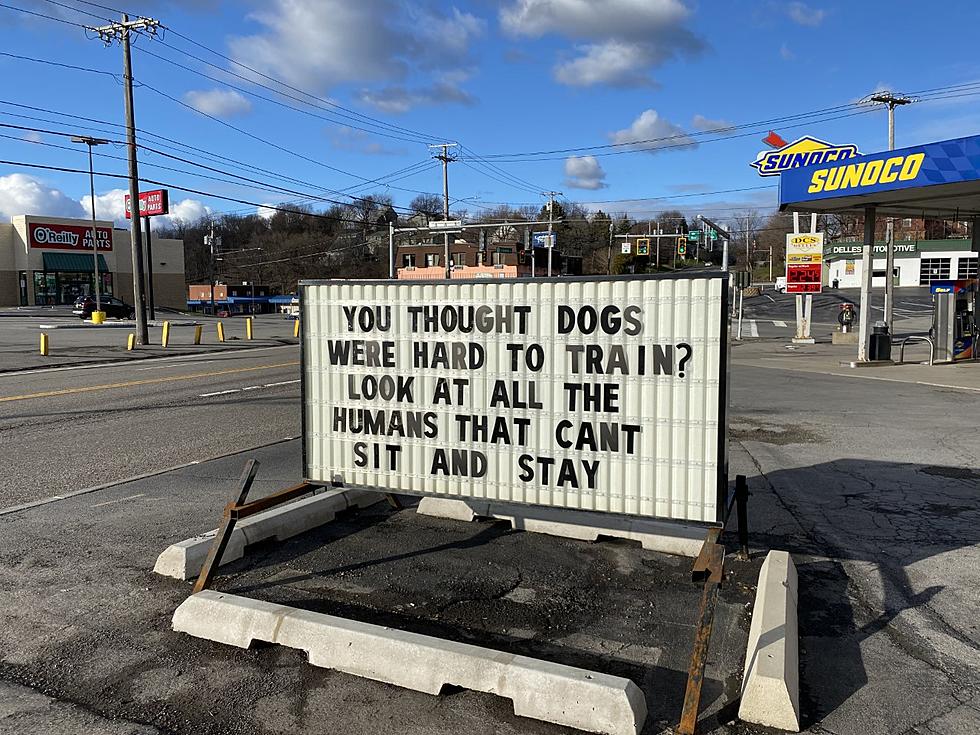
[931,279,978,361]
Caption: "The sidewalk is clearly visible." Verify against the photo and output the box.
[730,337,980,392]
[0,314,300,372]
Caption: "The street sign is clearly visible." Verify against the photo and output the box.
[687,232,699,243]
[532,232,556,249]
[125,189,169,218]
[300,275,729,524]
[785,233,824,293]
[636,238,649,256]
[710,229,718,241]
[621,242,632,254]
[430,219,463,230]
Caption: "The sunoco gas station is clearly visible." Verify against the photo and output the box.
[777,134,979,365]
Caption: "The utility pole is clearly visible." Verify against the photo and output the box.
[607,222,613,275]
[429,143,457,279]
[92,13,159,345]
[542,191,562,277]
[869,91,913,335]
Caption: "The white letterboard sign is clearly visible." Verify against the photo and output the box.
[301,274,728,524]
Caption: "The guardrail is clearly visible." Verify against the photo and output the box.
[897,335,935,366]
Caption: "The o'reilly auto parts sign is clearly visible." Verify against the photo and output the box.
[28,222,112,251]
[300,274,729,525]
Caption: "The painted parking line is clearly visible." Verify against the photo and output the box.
[748,320,759,337]
[773,320,788,328]
[90,493,145,508]
[0,362,299,403]
[199,378,300,398]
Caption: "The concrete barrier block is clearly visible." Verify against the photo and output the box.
[416,498,706,557]
[174,591,647,735]
[739,550,800,731]
[153,488,381,580]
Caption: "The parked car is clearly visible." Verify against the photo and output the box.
[73,295,136,320]
[774,276,787,293]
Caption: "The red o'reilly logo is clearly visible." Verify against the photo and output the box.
[32,226,79,246]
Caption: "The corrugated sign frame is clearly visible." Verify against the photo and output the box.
[299,273,729,526]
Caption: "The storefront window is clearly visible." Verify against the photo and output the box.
[918,258,951,285]
[33,272,112,305]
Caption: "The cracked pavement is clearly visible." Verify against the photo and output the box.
[0,341,978,735]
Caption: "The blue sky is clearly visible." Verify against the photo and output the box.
[1,0,978,229]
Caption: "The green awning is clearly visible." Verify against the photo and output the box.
[42,252,109,273]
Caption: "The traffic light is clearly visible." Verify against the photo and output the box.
[676,237,687,257]
[636,238,649,256]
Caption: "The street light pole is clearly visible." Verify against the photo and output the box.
[868,91,913,334]
[71,136,109,315]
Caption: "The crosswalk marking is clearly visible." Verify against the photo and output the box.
[748,320,759,337]
[773,320,788,328]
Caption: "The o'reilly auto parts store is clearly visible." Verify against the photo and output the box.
[0,214,185,307]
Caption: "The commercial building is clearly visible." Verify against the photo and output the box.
[186,283,276,314]
[395,239,580,279]
[824,239,978,288]
[0,215,185,307]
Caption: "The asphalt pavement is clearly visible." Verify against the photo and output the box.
[1,331,978,735]
[0,308,300,372]
[740,287,934,340]
[0,345,300,509]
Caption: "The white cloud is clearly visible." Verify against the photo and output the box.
[0,173,84,219]
[564,155,607,190]
[22,131,44,143]
[257,204,277,220]
[358,79,475,114]
[554,40,656,87]
[786,2,825,27]
[500,0,703,87]
[692,114,734,134]
[330,126,404,155]
[228,0,483,108]
[184,89,253,118]
[609,109,696,154]
[80,188,209,229]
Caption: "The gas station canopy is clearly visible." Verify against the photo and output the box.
[779,134,980,218]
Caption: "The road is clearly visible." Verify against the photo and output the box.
[740,287,934,339]
[0,345,300,509]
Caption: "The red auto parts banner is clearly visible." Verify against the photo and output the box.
[28,222,113,251]
[124,189,169,218]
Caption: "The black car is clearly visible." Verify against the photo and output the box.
[73,295,136,320]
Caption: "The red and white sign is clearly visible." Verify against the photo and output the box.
[785,233,823,294]
[125,189,169,218]
[28,222,112,251]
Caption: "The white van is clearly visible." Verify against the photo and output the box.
[774,276,787,293]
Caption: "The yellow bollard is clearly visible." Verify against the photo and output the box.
[161,321,171,348]
[293,318,300,338]
[127,334,135,351]
[246,317,254,340]
[39,332,49,356]
[91,310,105,325]
[194,325,203,345]
[217,321,225,342]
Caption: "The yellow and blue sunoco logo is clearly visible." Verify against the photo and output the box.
[751,136,861,176]
[806,152,926,193]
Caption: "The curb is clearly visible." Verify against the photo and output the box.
[154,488,382,580]
[739,550,800,731]
[416,497,707,557]
[174,590,647,735]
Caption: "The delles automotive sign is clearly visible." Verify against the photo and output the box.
[124,189,169,218]
[751,135,860,177]
[28,222,112,251]
[301,275,729,524]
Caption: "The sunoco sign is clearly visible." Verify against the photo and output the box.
[300,275,729,524]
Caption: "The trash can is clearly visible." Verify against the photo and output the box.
[869,321,891,361]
